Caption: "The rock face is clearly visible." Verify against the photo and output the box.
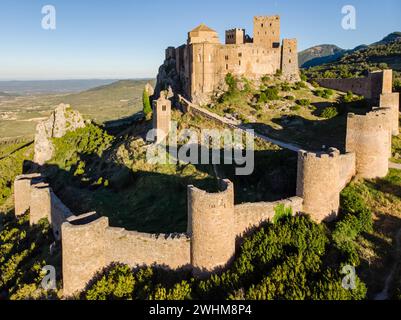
[153,56,181,100]
[145,83,154,96]
[34,104,85,165]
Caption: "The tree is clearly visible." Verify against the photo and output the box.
[143,89,152,117]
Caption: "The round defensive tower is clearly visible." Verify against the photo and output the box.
[296,148,341,223]
[187,179,235,277]
[346,109,391,179]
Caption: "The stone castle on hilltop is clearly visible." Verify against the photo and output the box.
[155,16,299,104]
[16,69,399,296]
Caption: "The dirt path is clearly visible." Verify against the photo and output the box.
[374,228,401,300]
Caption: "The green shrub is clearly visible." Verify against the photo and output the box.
[142,89,152,117]
[285,95,295,101]
[272,204,292,224]
[264,87,280,101]
[332,186,373,266]
[261,75,270,83]
[342,91,355,103]
[281,82,291,92]
[0,214,59,299]
[296,99,311,107]
[320,106,338,119]
[225,73,237,92]
[294,81,307,90]
[258,92,268,104]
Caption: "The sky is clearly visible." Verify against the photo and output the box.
[0,0,400,80]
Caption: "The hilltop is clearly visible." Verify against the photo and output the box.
[301,33,401,91]
[299,45,346,68]
[299,32,401,69]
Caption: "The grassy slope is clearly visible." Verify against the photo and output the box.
[205,75,366,151]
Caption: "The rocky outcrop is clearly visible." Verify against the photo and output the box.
[153,57,181,100]
[144,83,154,96]
[34,104,85,165]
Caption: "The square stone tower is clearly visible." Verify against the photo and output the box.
[253,15,281,49]
[225,28,245,45]
[152,96,172,143]
[281,38,300,80]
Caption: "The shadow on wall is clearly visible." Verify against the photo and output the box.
[22,143,297,234]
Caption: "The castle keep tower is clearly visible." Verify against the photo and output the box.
[346,110,391,179]
[152,95,172,143]
[296,149,341,222]
[253,15,281,49]
[187,180,235,277]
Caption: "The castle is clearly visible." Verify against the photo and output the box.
[155,16,299,104]
[13,69,400,296]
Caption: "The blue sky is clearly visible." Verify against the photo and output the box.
[0,0,400,80]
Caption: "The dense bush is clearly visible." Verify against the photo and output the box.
[296,99,311,107]
[320,106,339,119]
[294,81,307,90]
[0,213,59,299]
[263,87,280,101]
[0,142,33,206]
[142,89,152,117]
[332,186,374,266]
[315,89,334,99]
[225,73,237,93]
[51,124,114,173]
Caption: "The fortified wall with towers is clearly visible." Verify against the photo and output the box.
[155,16,299,104]
[13,65,399,298]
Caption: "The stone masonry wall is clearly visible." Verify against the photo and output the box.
[316,70,393,100]
[380,92,400,136]
[234,197,303,238]
[14,174,73,240]
[30,181,51,226]
[62,216,190,296]
[339,153,357,190]
[14,173,41,216]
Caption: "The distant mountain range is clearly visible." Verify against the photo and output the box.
[0,79,133,96]
[299,32,401,68]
